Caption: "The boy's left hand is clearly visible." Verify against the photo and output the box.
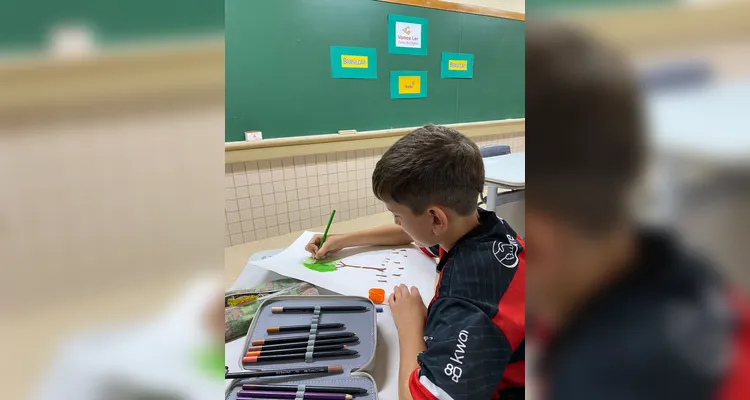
[388,284,427,333]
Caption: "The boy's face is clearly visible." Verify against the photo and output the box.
[384,201,441,247]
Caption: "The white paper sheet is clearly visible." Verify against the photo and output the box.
[248,231,438,306]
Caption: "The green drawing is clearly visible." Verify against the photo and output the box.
[302,257,338,272]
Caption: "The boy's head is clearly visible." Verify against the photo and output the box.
[372,124,484,247]
[526,21,645,323]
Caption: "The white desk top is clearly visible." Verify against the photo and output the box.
[647,80,750,164]
[483,152,526,187]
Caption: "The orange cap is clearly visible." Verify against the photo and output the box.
[369,288,386,304]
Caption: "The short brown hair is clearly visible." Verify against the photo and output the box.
[527,21,645,232]
[372,125,484,216]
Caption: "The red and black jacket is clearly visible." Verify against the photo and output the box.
[411,208,526,399]
[536,230,750,400]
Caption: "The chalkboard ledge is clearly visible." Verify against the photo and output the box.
[225,118,525,164]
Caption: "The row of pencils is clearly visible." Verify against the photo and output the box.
[244,331,359,364]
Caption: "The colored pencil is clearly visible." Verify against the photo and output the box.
[267,323,344,333]
[243,349,358,363]
[271,306,368,313]
[247,343,348,357]
[237,390,352,400]
[319,210,336,248]
[247,336,359,352]
[241,384,367,396]
[251,332,355,346]
[224,365,342,379]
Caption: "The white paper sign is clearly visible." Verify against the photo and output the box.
[248,231,438,306]
[395,21,422,49]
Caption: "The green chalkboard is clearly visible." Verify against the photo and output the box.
[225,0,524,142]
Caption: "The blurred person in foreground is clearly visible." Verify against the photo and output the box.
[526,21,750,399]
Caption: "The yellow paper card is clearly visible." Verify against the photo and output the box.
[398,76,421,94]
[448,60,468,71]
[341,55,368,69]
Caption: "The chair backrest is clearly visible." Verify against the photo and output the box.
[480,144,511,158]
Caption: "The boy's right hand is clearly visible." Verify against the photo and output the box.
[305,234,347,259]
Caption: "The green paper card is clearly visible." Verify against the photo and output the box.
[441,52,474,79]
[390,71,427,99]
[388,14,428,56]
[330,46,377,79]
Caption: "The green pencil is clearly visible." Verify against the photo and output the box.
[319,209,336,248]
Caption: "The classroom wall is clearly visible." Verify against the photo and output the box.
[224,131,525,246]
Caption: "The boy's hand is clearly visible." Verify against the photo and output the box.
[305,234,347,259]
[388,284,427,333]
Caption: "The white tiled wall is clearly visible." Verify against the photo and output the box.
[225,132,525,246]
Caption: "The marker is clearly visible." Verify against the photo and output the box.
[241,384,367,396]
[271,306,368,314]
[243,349,358,363]
[267,323,344,333]
[251,332,355,346]
[247,337,359,352]
[225,365,343,379]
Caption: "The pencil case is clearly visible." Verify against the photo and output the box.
[226,295,378,400]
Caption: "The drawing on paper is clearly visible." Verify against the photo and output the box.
[249,231,438,306]
[301,258,339,272]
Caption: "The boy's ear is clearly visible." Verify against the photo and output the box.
[428,206,449,236]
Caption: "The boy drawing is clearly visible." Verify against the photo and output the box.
[306,125,525,399]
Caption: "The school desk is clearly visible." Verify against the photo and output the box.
[483,152,526,211]
[224,212,406,399]
[647,80,750,223]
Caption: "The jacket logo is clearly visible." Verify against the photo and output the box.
[444,330,468,383]
[492,234,519,268]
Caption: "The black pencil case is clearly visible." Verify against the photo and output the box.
[226,295,378,400]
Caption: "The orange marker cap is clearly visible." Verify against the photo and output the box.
[369,288,385,304]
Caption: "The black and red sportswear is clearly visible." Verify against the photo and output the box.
[411,208,526,399]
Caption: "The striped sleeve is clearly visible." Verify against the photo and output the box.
[409,297,511,400]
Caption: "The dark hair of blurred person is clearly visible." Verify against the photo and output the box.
[526,20,750,399]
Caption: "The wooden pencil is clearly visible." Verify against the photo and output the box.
[243,349,358,363]
[251,331,355,346]
[247,336,359,352]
